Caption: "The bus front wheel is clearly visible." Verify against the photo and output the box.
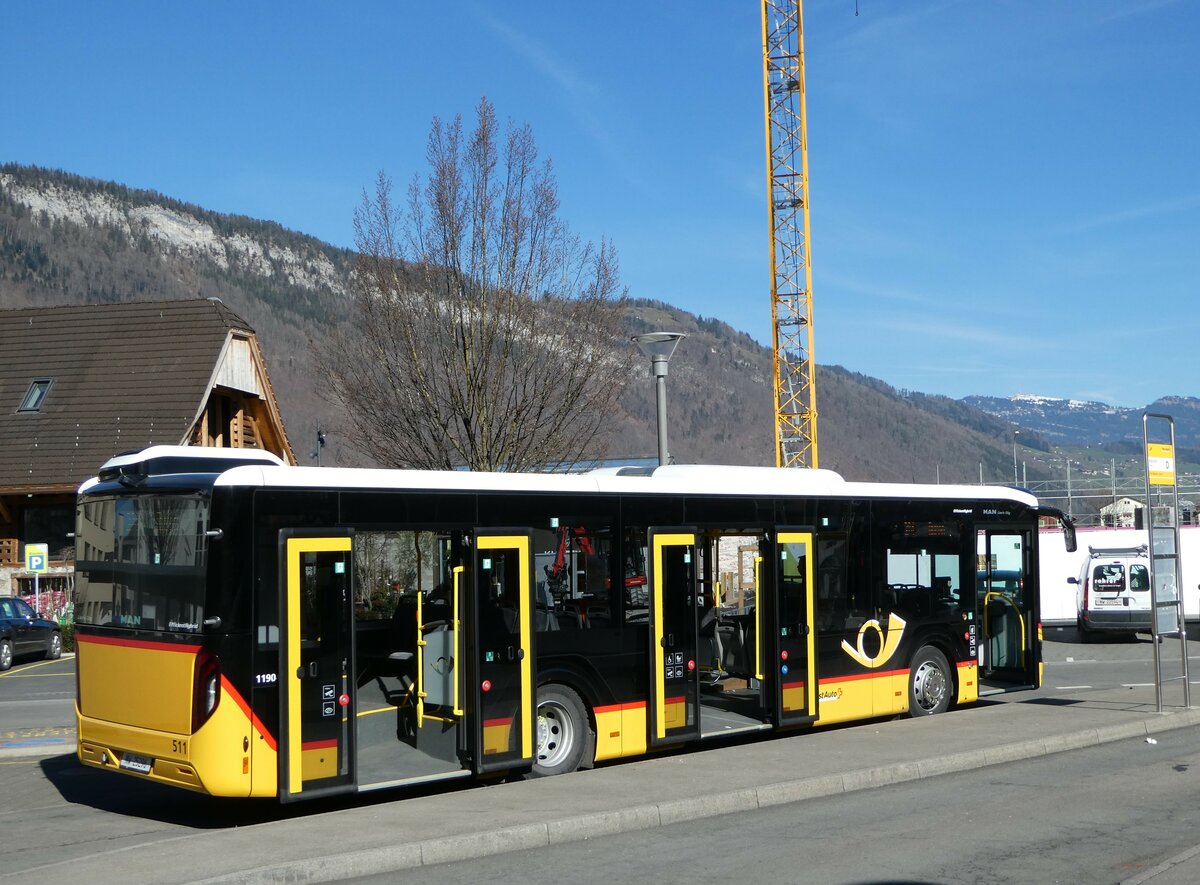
[533,684,589,777]
[908,645,951,716]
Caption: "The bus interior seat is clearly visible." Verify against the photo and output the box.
[533,608,560,631]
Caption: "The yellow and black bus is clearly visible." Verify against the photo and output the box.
[73,446,1074,801]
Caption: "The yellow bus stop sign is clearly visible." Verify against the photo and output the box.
[1147,443,1176,487]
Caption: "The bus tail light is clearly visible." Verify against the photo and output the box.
[192,648,221,732]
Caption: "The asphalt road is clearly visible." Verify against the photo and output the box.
[2,634,1199,883]
[0,654,75,742]
[370,729,1200,885]
[1038,628,1197,701]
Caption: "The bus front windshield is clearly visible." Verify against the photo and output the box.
[75,494,210,632]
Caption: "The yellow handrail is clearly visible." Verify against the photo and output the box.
[415,590,425,728]
[754,556,764,681]
[452,565,464,717]
[983,591,1027,665]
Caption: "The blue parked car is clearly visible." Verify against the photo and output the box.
[0,596,63,670]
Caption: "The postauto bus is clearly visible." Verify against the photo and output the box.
[73,446,1073,801]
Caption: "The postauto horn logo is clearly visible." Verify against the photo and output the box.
[840,613,907,668]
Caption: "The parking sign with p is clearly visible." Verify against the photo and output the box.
[26,542,48,573]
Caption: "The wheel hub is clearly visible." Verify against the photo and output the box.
[914,661,948,710]
[535,702,572,767]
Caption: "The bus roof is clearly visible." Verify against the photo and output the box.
[81,445,1039,508]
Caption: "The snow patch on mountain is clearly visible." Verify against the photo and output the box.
[965,393,1200,448]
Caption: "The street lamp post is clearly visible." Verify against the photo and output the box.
[631,332,687,466]
[1013,429,1020,484]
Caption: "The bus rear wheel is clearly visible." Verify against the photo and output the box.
[908,645,951,716]
[533,684,589,777]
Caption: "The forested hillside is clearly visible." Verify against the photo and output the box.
[0,164,1039,482]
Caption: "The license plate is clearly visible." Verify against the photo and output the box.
[1093,597,1120,606]
[119,753,153,774]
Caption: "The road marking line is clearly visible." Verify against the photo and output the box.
[0,672,73,678]
[1121,683,1155,688]
[1055,685,1092,690]
[0,657,74,677]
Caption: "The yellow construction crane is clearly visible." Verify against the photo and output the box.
[762,0,818,468]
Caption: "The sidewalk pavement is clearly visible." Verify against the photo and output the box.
[7,686,1200,885]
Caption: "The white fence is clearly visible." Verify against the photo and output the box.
[1038,525,1200,625]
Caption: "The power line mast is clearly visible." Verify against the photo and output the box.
[762,0,818,468]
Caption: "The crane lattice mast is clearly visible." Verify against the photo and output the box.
[762,0,818,468]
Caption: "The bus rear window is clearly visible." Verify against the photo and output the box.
[75,495,210,631]
[1091,564,1125,592]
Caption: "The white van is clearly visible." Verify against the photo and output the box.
[1070,545,1152,638]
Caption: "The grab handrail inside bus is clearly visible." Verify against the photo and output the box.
[415,591,425,728]
[452,565,464,717]
[754,555,764,681]
[983,590,1027,667]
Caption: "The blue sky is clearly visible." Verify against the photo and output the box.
[4,1,1198,407]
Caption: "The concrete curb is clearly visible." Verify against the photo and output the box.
[189,706,1200,885]
[1123,842,1200,885]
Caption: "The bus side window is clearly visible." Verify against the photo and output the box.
[817,537,859,630]
[623,528,649,624]
[533,524,615,631]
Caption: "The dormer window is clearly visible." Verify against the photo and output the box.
[18,378,53,412]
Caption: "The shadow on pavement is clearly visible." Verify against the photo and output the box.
[35,750,495,829]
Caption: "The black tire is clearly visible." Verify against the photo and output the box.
[533,684,590,777]
[45,631,63,660]
[0,638,12,672]
[908,645,952,717]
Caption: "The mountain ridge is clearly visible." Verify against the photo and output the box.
[965,393,1200,449]
[1,163,1183,482]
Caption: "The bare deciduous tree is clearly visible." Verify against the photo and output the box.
[321,97,632,472]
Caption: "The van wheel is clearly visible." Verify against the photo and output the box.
[908,645,951,716]
[533,684,590,777]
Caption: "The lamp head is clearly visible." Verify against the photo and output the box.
[631,332,686,370]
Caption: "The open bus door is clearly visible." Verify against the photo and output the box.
[279,532,356,802]
[648,530,701,747]
[978,527,1039,689]
[471,532,535,774]
[772,531,817,726]
[346,530,533,791]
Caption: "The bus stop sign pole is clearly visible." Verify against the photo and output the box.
[1143,413,1189,712]
[25,542,48,613]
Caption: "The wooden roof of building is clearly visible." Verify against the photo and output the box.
[0,298,294,492]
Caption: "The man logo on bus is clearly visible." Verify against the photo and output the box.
[841,612,907,669]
